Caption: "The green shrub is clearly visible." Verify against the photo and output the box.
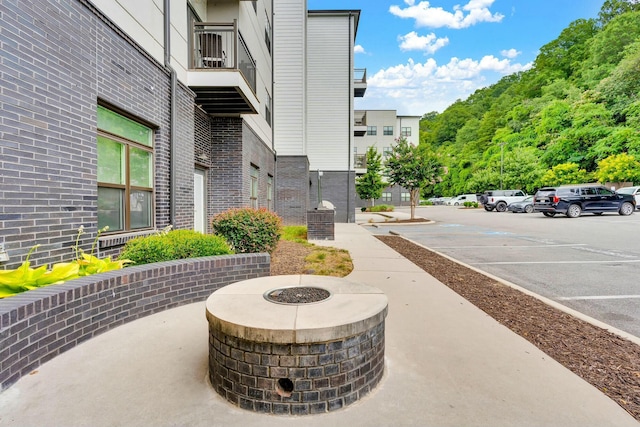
[463,201,479,208]
[119,230,231,265]
[211,207,282,254]
[370,204,394,212]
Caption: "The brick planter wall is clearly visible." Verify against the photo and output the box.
[307,209,335,240]
[0,254,270,392]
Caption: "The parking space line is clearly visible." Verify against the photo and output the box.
[558,295,640,301]
[474,260,640,265]
[430,244,587,249]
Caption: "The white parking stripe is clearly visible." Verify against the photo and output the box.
[558,295,640,301]
[431,244,587,249]
[473,260,640,265]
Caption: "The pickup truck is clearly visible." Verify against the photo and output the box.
[480,189,529,212]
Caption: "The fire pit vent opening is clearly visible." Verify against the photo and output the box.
[206,275,388,415]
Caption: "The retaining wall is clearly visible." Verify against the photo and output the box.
[0,253,270,391]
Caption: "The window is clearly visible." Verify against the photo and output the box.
[401,127,411,137]
[97,106,154,232]
[383,147,392,157]
[265,90,272,126]
[401,193,410,202]
[267,175,273,210]
[354,154,366,168]
[264,13,272,54]
[381,192,392,202]
[367,126,377,136]
[383,126,393,136]
[250,165,259,208]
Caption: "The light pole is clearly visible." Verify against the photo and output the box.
[499,142,505,190]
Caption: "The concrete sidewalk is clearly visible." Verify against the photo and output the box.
[0,223,637,426]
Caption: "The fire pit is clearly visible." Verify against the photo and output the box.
[205,274,388,415]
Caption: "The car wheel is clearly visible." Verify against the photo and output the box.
[496,201,507,212]
[619,202,634,216]
[542,212,556,217]
[484,206,494,212]
[454,202,459,206]
[566,204,581,218]
[524,205,534,214]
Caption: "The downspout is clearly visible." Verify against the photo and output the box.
[164,0,177,226]
[347,12,353,223]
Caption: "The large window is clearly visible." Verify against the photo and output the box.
[267,175,273,210]
[383,126,393,136]
[97,106,154,232]
[250,165,259,208]
[381,192,392,202]
[367,126,377,136]
[264,12,272,54]
[265,90,272,126]
[401,127,411,137]
[383,147,392,157]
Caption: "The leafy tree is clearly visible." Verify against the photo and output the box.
[596,41,640,122]
[355,146,386,207]
[598,0,640,26]
[385,137,443,219]
[501,147,546,193]
[540,163,593,186]
[589,11,640,67]
[594,153,640,184]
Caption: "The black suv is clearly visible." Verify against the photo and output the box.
[533,184,635,218]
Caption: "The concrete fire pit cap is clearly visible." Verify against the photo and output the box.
[205,275,388,344]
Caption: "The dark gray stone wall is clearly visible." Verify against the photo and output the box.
[0,0,183,268]
[0,253,271,392]
[275,156,310,225]
[354,184,414,208]
[310,171,356,223]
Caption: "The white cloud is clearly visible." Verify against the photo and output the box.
[356,56,532,115]
[398,31,449,54]
[389,0,504,29]
[354,44,366,54]
[500,48,520,58]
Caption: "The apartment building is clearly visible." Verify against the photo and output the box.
[0,0,361,269]
[274,6,364,224]
[353,110,421,207]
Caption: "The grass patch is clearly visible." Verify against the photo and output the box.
[281,225,307,243]
[304,247,353,277]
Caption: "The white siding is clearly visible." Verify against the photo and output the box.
[273,0,307,156]
[397,116,421,145]
[306,13,353,171]
[92,0,165,64]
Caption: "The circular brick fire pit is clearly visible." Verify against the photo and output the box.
[205,274,388,415]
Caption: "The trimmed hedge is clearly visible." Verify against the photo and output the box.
[211,207,282,254]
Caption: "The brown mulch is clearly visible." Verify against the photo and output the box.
[376,235,640,421]
[270,240,314,276]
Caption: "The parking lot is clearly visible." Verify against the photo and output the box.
[371,205,640,339]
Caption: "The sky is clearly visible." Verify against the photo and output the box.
[307,0,604,116]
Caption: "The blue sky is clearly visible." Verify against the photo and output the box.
[307,0,604,116]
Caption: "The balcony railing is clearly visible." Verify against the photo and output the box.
[192,21,256,94]
[354,68,367,84]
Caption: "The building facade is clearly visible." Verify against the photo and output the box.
[0,0,364,269]
[353,110,421,208]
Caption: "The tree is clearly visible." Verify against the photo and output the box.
[594,153,640,184]
[355,146,386,207]
[540,162,593,186]
[385,137,444,219]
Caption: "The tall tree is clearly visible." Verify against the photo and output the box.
[385,137,443,219]
[355,146,386,207]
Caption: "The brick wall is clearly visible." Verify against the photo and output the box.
[0,0,184,268]
[310,171,356,223]
[275,156,310,225]
[0,253,270,392]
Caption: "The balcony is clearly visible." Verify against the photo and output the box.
[354,154,366,169]
[187,21,259,115]
[354,110,366,136]
[354,68,367,97]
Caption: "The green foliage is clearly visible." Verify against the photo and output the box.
[355,146,387,206]
[594,153,640,183]
[540,163,594,186]
[1,226,131,298]
[463,201,479,208]
[211,207,282,254]
[281,226,307,243]
[385,137,444,218]
[368,204,394,212]
[119,229,232,265]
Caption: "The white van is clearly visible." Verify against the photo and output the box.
[447,194,478,206]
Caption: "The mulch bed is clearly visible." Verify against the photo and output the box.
[376,235,640,421]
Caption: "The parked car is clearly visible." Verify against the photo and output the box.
[447,194,478,206]
[614,186,640,209]
[481,189,529,212]
[533,184,635,218]
[507,196,534,213]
